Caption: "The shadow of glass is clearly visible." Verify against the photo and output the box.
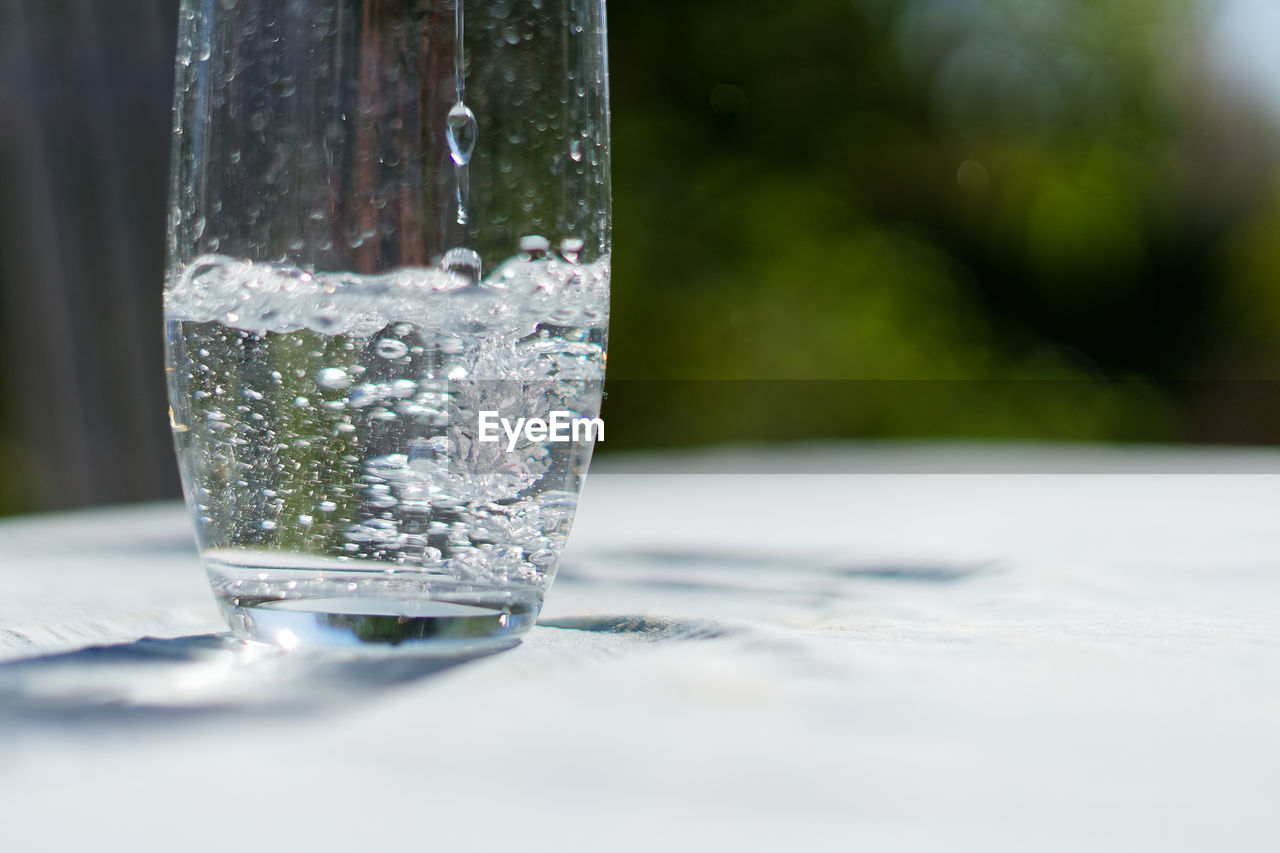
[538,615,742,641]
[0,632,512,729]
[555,550,991,599]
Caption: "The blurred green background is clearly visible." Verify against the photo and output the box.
[4,0,1280,514]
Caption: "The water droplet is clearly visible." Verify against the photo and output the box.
[374,338,409,360]
[316,367,352,390]
[446,102,478,167]
[454,165,471,225]
[318,500,338,513]
[298,514,314,527]
[569,139,583,162]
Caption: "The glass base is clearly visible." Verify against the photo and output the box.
[206,551,543,652]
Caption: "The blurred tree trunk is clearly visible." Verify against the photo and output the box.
[0,0,180,513]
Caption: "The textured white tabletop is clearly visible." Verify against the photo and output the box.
[1,444,1279,851]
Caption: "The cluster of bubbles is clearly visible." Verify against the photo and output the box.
[165,245,610,338]
[169,244,607,590]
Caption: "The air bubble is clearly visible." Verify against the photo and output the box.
[560,237,585,263]
[374,338,410,359]
[316,367,352,390]
[442,247,483,286]
[346,384,380,408]
[389,379,418,397]
[519,235,551,257]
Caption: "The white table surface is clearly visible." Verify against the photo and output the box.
[1,443,1279,851]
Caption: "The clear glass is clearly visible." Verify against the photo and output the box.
[164,0,610,651]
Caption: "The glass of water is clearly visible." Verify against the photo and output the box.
[164,0,610,650]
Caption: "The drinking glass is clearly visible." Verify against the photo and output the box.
[164,0,610,650]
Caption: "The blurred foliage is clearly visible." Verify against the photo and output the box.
[602,0,1280,446]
